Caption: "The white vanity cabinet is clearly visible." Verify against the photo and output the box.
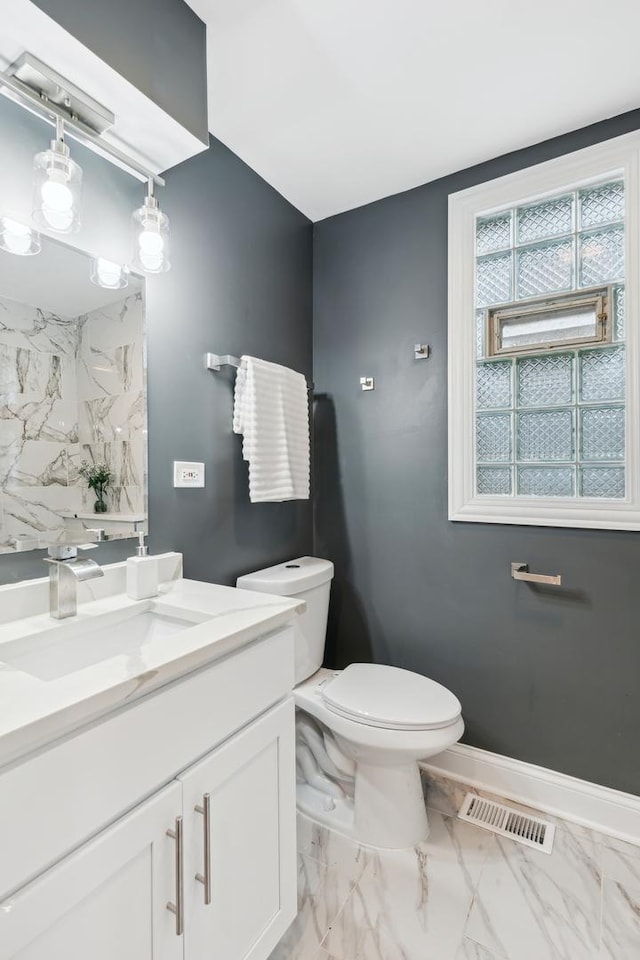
[1,782,184,960]
[180,700,296,960]
[0,624,297,960]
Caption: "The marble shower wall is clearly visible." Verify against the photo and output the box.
[75,293,146,516]
[0,295,80,552]
[0,292,146,553]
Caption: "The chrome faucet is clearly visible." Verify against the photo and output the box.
[45,545,105,620]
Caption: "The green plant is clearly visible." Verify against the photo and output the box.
[79,461,112,514]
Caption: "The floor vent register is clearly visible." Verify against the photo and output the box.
[458,792,555,854]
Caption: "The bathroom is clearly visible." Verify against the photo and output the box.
[0,1,639,958]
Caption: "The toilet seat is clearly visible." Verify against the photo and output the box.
[321,663,461,731]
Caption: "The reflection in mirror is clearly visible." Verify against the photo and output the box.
[0,235,146,555]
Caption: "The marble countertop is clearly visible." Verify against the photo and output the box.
[0,567,302,768]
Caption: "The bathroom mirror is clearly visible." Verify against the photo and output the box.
[0,235,147,555]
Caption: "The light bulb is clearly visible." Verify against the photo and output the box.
[3,220,31,255]
[131,187,170,274]
[0,217,41,257]
[97,259,122,286]
[90,257,128,290]
[40,171,74,231]
[33,135,82,234]
[41,177,74,213]
[138,228,164,256]
[40,203,74,232]
[139,250,164,272]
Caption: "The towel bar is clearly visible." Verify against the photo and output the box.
[205,352,315,392]
[205,353,240,371]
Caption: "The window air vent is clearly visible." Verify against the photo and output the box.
[458,793,555,854]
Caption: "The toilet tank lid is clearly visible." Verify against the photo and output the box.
[236,557,334,596]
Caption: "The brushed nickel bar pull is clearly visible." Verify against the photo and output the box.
[166,816,184,935]
[194,793,212,905]
[511,562,562,586]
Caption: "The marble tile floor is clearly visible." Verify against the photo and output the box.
[269,775,640,960]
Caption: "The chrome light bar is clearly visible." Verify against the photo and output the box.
[0,52,165,187]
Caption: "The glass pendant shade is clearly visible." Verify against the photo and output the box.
[0,217,41,256]
[131,194,170,273]
[33,139,82,234]
[90,257,128,290]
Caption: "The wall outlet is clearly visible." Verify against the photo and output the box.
[173,461,205,488]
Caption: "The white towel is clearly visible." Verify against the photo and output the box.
[233,355,310,503]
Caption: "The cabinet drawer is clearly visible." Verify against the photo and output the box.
[0,626,294,899]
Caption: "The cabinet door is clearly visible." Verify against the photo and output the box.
[180,698,296,960]
[0,781,184,960]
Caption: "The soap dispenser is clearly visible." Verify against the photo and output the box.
[126,532,158,600]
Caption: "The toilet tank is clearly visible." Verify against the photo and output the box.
[236,557,334,684]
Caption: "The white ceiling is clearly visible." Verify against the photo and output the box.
[187,0,640,221]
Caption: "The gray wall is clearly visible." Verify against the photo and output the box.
[313,110,640,796]
[31,0,208,143]
[0,95,313,585]
[147,135,313,583]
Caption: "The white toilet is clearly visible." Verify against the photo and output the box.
[236,556,464,849]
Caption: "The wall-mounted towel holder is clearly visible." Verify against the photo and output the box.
[205,353,315,392]
[205,353,240,371]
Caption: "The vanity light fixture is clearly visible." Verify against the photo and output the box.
[0,53,170,264]
[32,117,82,234]
[0,216,41,256]
[90,257,128,290]
[131,179,170,274]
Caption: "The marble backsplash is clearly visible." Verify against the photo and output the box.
[0,293,146,553]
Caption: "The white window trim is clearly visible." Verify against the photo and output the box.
[448,131,640,530]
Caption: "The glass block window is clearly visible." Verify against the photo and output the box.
[474,179,626,499]
[475,181,624,309]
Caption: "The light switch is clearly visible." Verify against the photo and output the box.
[173,461,205,488]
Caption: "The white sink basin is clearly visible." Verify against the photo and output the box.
[0,603,209,681]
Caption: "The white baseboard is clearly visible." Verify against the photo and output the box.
[421,744,640,846]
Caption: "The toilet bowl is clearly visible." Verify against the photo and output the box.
[295,665,463,848]
[236,557,464,849]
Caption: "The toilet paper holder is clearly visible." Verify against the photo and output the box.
[511,562,562,586]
